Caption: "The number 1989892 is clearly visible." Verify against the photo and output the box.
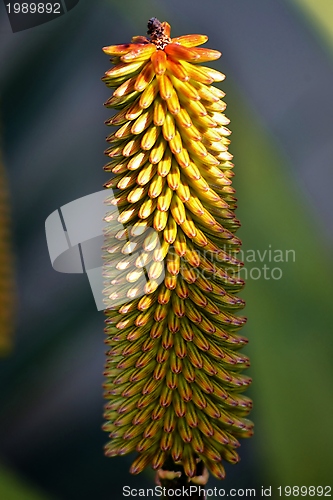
[6,3,61,14]
[278,486,331,497]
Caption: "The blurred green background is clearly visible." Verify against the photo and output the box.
[1,0,333,498]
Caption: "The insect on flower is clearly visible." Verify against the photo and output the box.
[102,17,253,485]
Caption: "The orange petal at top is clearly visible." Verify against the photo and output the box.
[191,47,222,63]
[165,43,200,61]
[171,34,208,47]
[161,22,171,37]
[102,43,145,56]
[121,44,157,62]
[151,50,167,75]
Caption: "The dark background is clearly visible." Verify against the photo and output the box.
[1,0,333,498]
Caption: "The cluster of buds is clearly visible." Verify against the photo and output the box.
[102,18,253,482]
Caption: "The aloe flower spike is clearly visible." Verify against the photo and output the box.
[102,18,253,493]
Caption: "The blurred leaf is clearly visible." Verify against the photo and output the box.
[0,152,15,355]
[288,0,333,53]
[228,84,333,486]
[0,464,49,500]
